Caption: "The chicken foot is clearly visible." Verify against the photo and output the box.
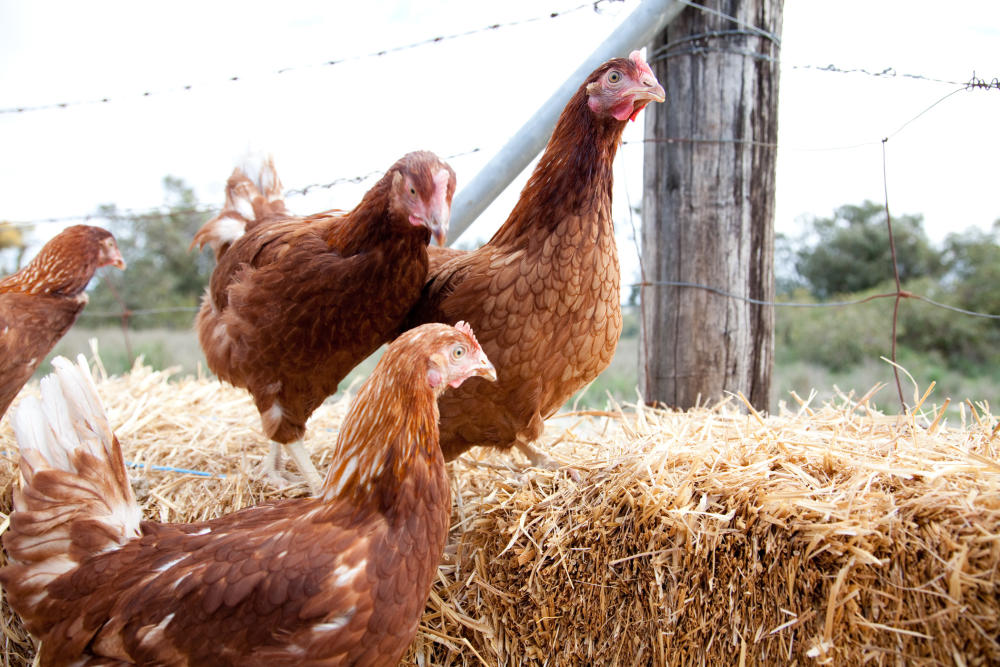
[514,435,580,482]
[285,440,324,495]
[256,441,322,494]
[256,442,298,489]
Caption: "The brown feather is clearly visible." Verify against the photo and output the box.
[194,152,456,445]
[0,225,124,418]
[190,156,288,260]
[0,324,493,665]
[403,54,664,462]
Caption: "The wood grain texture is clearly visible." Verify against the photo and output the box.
[640,1,781,410]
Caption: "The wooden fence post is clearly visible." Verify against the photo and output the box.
[640,0,783,410]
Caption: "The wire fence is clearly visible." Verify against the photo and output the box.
[4,1,1000,415]
[0,1,618,116]
[3,66,993,231]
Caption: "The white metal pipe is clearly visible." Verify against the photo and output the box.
[447,0,685,243]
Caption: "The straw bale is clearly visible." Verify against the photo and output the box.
[1,361,998,666]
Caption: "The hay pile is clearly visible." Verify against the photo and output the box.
[1,359,998,666]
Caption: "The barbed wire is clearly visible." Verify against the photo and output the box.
[630,281,1000,319]
[873,70,1000,404]
[623,136,779,148]
[285,148,481,197]
[620,69,998,155]
[282,169,392,199]
[788,64,964,87]
[4,0,993,229]
[3,148,483,229]
[965,71,1000,90]
[14,64,991,229]
[648,27,779,66]
[627,0,1000,412]
[0,1,616,115]
[5,205,217,227]
[679,0,780,45]
[652,44,778,64]
[76,283,1000,322]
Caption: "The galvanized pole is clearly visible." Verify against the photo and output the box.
[447,0,685,243]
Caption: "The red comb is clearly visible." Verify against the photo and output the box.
[454,321,482,351]
[629,50,654,78]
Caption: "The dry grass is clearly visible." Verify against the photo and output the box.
[1,358,998,666]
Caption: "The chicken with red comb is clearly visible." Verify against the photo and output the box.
[0,322,494,665]
[193,152,456,493]
[404,51,665,470]
[0,224,125,418]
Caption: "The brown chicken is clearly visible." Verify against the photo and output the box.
[0,224,125,418]
[404,51,665,468]
[193,152,456,493]
[0,323,495,665]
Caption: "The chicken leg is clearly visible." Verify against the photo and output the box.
[257,441,323,494]
[514,434,580,481]
[285,440,324,495]
[257,442,292,488]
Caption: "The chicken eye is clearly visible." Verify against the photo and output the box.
[608,70,622,83]
[451,345,465,360]
[409,187,417,196]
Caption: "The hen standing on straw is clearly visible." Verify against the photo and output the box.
[0,323,494,665]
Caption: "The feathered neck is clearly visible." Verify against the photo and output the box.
[0,232,104,297]
[320,351,440,510]
[489,87,628,247]
[321,173,430,256]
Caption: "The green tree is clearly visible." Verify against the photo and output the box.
[794,200,942,299]
[896,221,1000,369]
[0,221,28,274]
[941,222,1000,316]
[87,176,214,328]
[894,276,1000,371]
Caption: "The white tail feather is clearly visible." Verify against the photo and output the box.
[191,154,287,258]
[238,153,283,200]
[8,355,141,561]
[14,356,114,474]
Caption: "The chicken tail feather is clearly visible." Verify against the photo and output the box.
[190,154,288,259]
[3,355,140,590]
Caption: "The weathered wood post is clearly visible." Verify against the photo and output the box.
[640,0,783,410]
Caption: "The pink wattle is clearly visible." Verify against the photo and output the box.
[630,102,649,122]
[610,98,635,122]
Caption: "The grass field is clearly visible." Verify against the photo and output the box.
[42,322,998,421]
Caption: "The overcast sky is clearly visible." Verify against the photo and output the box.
[2,0,998,284]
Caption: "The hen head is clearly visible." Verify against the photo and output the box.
[424,320,496,391]
[3,225,125,296]
[586,50,666,122]
[390,321,495,393]
[92,229,127,271]
[320,321,494,501]
[387,151,456,246]
[53,225,126,271]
